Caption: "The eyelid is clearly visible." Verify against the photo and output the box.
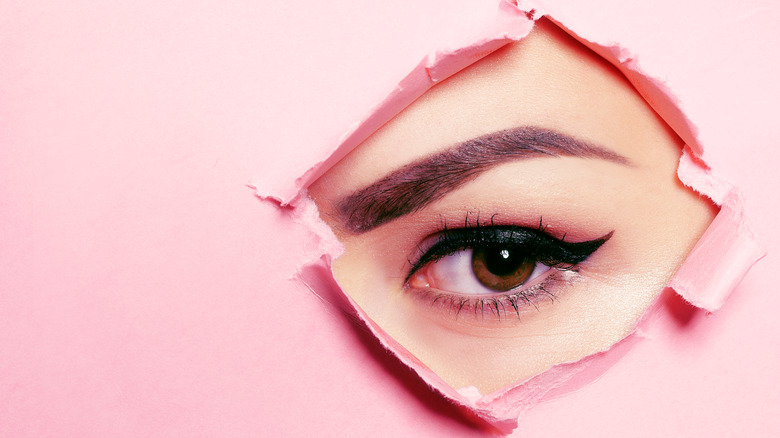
[336,127,631,234]
[406,269,578,321]
[400,219,614,321]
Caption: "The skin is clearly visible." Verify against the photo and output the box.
[308,19,717,394]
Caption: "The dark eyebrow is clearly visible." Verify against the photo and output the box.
[337,126,630,234]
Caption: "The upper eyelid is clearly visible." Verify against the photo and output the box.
[408,226,549,270]
[336,126,631,234]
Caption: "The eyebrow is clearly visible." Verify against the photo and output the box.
[337,126,630,234]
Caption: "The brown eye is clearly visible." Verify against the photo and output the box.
[471,246,536,291]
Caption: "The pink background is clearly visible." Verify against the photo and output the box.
[1,0,778,436]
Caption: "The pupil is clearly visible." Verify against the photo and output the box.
[484,246,525,276]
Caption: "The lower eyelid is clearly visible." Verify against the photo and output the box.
[405,268,580,322]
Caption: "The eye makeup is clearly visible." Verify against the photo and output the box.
[404,217,613,320]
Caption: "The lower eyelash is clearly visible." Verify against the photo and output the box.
[408,268,579,321]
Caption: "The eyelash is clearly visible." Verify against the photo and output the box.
[412,272,569,320]
[404,216,612,320]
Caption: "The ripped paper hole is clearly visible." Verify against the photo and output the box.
[254,1,764,433]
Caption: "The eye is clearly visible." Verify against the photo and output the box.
[408,246,552,295]
[403,223,613,317]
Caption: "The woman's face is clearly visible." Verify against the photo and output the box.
[308,19,716,394]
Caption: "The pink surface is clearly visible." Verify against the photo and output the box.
[1,1,778,436]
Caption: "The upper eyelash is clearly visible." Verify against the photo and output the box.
[405,215,613,283]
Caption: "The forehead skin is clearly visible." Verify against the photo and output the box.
[308,18,715,394]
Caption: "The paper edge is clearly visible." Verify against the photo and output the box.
[252,0,766,432]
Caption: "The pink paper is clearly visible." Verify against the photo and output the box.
[1,0,778,436]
